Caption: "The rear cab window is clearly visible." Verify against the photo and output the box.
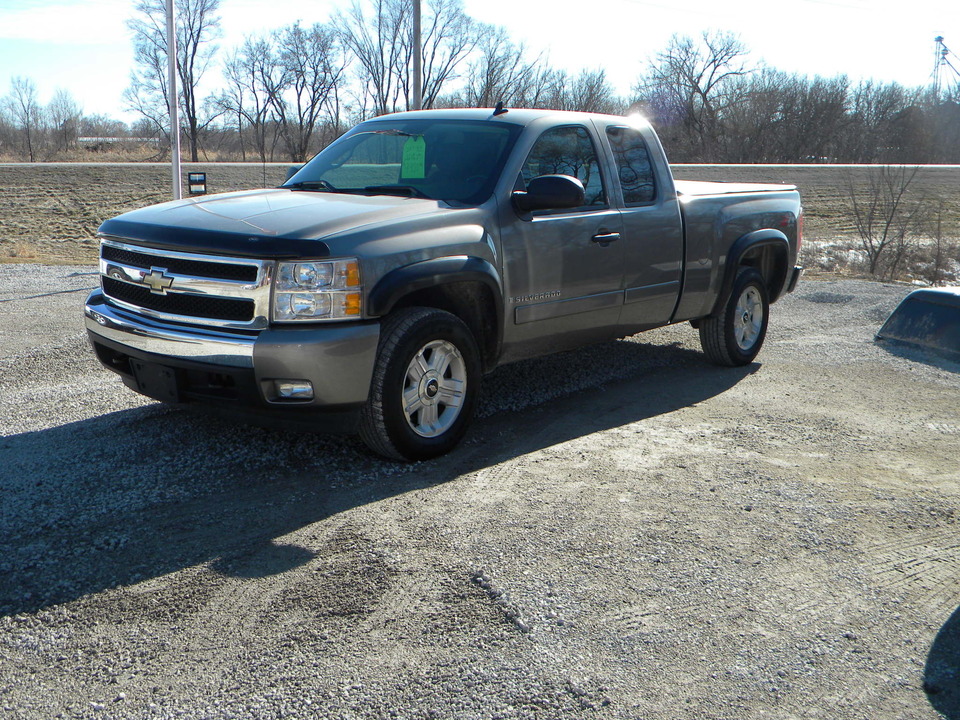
[605,125,657,206]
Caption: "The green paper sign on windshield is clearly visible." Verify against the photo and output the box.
[401,137,426,179]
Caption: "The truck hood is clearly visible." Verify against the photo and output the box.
[97,188,451,258]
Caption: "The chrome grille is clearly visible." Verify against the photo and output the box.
[99,238,273,330]
[102,276,255,322]
[101,244,259,282]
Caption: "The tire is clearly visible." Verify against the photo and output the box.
[359,307,481,461]
[699,267,769,366]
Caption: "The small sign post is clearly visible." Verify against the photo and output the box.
[187,172,207,195]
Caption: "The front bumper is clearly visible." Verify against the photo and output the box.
[85,289,380,417]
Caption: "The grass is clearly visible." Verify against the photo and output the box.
[5,241,38,260]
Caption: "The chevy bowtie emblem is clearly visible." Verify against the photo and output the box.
[141,268,174,295]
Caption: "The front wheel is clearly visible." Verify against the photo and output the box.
[699,267,769,366]
[359,307,481,461]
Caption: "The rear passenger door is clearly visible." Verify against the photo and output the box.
[601,123,684,331]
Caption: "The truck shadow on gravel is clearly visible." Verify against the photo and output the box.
[1,337,753,617]
[926,605,960,719]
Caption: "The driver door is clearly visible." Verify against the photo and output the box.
[499,124,626,362]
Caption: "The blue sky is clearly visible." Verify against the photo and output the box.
[0,0,956,120]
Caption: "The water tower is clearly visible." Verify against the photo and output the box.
[932,36,960,100]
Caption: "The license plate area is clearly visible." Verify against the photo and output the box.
[130,360,181,402]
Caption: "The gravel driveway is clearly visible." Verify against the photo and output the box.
[1,265,958,720]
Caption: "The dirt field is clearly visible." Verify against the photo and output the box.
[2,162,959,267]
[0,163,291,263]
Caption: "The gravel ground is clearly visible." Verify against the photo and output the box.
[1,265,959,719]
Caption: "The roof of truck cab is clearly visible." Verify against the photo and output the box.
[361,108,653,129]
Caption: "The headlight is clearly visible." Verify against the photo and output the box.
[273,258,362,322]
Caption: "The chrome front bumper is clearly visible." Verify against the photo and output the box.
[85,290,380,407]
[85,289,256,367]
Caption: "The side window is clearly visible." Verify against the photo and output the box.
[521,126,606,208]
[606,126,656,205]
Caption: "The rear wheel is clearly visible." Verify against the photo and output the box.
[699,267,769,366]
[360,307,480,461]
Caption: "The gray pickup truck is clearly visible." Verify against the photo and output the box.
[85,108,802,460]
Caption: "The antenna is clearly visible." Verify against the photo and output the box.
[932,36,960,100]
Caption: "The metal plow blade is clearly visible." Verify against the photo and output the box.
[876,287,960,363]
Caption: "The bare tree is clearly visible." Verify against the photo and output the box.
[525,67,568,109]
[126,0,222,161]
[456,25,541,108]
[635,31,750,160]
[928,99,960,163]
[721,73,944,164]
[217,48,252,160]
[218,38,282,161]
[272,23,347,162]
[0,106,14,158]
[336,0,408,116]
[847,166,925,278]
[929,201,951,286]
[562,69,621,114]
[47,89,82,153]
[724,72,849,163]
[407,0,479,109]
[840,81,914,163]
[217,23,346,163]
[718,68,786,162]
[81,114,131,139]
[775,74,849,162]
[3,77,42,161]
[123,43,170,151]
[337,0,478,116]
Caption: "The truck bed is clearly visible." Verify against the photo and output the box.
[674,179,797,196]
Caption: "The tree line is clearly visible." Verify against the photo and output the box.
[1,0,959,164]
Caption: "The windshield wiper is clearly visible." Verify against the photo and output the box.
[285,179,338,192]
[360,185,430,199]
[372,129,419,137]
[344,129,421,140]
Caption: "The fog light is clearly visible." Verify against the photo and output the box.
[274,380,314,400]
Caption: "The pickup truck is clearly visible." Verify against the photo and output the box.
[85,108,802,460]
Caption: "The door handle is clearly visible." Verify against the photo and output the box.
[591,230,621,246]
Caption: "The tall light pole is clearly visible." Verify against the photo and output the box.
[166,0,182,199]
[412,0,422,110]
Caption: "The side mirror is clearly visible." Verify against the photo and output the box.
[284,165,303,182]
[512,174,585,213]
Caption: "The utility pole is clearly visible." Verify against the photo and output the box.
[412,0,422,110]
[166,0,182,199]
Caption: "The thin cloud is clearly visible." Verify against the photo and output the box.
[0,0,129,44]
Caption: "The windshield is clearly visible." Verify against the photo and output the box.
[284,118,522,205]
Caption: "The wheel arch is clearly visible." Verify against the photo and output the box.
[368,256,503,372]
[710,230,790,317]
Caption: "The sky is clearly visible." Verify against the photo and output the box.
[0,0,957,122]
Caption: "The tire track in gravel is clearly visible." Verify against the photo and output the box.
[867,527,960,619]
